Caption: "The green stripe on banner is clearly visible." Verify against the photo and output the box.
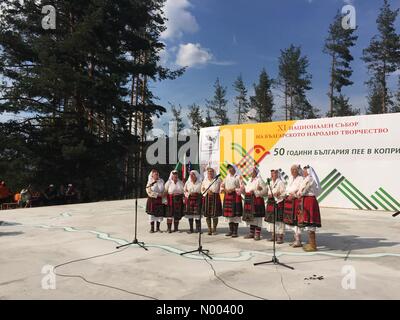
[371,194,389,211]
[320,172,341,192]
[220,161,229,178]
[231,143,247,157]
[341,181,371,210]
[318,176,345,202]
[320,169,338,188]
[375,191,398,211]
[344,179,377,210]
[338,186,363,209]
[379,188,400,209]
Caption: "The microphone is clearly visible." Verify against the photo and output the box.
[215,174,221,179]
[266,178,271,185]
[393,211,400,217]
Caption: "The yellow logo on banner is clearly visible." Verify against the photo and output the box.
[219,120,296,170]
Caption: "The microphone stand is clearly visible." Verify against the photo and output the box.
[254,179,294,270]
[116,131,147,251]
[180,175,220,260]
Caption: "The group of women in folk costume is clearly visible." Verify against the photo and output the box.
[145,163,322,252]
[145,167,223,235]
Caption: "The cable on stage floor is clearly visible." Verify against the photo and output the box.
[202,256,269,300]
[53,247,159,300]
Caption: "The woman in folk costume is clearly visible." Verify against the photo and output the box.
[184,170,203,234]
[201,167,222,235]
[164,170,185,233]
[297,165,322,252]
[283,165,304,247]
[265,169,286,244]
[221,164,243,238]
[242,167,267,241]
[145,169,165,233]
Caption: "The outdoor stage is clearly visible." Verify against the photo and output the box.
[0,199,399,300]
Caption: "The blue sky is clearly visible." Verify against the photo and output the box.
[1,0,399,124]
[153,0,400,127]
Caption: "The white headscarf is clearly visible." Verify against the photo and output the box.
[251,166,261,179]
[189,170,202,183]
[228,163,240,177]
[168,170,179,182]
[305,166,321,196]
[148,169,158,184]
[271,169,283,181]
[277,169,284,181]
[297,165,304,177]
[289,165,303,179]
[204,166,215,180]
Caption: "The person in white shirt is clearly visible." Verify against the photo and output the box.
[164,170,184,233]
[297,165,322,252]
[221,164,243,238]
[201,167,222,235]
[242,167,267,241]
[145,169,165,233]
[265,169,286,244]
[283,165,304,247]
[184,170,203,234]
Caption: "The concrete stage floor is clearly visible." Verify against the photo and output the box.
[0,199,399,300]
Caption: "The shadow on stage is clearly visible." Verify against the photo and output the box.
[315,232,399,251]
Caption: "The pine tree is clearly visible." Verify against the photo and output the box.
[203,107,214,127]
[170,104,185,132]
[206,78,229,125]
[233,74,250,124]
[324,11,358,117]
[249,68,274,122]
[367,82,386,114]
[277,45,314,120]
[392,77,400,113]
[0,0,182,201]
[331,94,359,117]
[362,0,400,114]
[187,104,204,134]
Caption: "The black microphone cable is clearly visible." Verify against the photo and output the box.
[202,256,269,300]
[53,247,159,300]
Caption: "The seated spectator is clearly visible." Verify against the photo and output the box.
[57,185,66,205]
[19,185,32,208]
[43,184,57,206]
[65,184,78,204]
[29,188,43,207]
[14,193,21,203]
[0,181,13,207]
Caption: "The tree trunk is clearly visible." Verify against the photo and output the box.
[237,103,241,124]
[329,54,336,117]
[285,82,288,121]
[382,61,387,114]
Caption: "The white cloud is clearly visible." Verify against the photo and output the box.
[176,43,213,68]
[161,0,199,40]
